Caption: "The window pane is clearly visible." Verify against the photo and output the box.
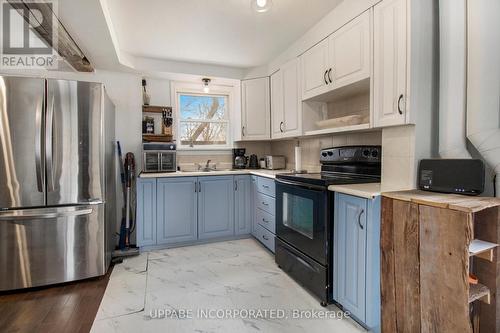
[179,95,227,121]
[283,193,314,239]
[179,121,227,146]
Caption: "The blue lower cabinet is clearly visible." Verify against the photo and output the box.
[136,178,157,247]
[333,192,381,333]
[251,176,258,237]
[137,175,261,249]
[157,177,198,245]
[235,175,252,235]
[198,176,235,240]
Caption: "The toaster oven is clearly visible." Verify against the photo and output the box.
[142,143,177,173]
[264,155,286,170]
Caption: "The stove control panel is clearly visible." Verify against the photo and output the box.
[320,146,382,164]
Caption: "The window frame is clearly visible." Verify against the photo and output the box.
[172,82,235,151]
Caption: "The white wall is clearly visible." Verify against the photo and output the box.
[145,77,171,106]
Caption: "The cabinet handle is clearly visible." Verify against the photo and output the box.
[262,201,269,206]
[280,121,284,133]
[358,209,365,229]
[242,126,245,137]
[262,185,270,189]
[262,235,269,241]
[234,180,238,191]
[262,218,268,223]
[198,181,201,193]
[194,183,197,193]
[324,70,329,85]
[397,94,404,115]
[328,68,333,83]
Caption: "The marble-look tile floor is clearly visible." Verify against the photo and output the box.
[91,239,366,333]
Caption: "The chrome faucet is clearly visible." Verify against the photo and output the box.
[197,160,214,172]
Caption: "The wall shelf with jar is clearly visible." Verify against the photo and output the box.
[142,105,173,142]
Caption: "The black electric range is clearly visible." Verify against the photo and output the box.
[274,146,381,306]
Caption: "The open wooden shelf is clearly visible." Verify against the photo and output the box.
[304,123,371,137]
[142,134,173,142]
[469,283,491,304]
[142,105,172,114]
[469,239,498,262]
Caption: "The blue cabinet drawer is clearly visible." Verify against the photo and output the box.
[257,177,275,197]
[256,192,275,215]
[256,208,275,234]
[254,222,275,253]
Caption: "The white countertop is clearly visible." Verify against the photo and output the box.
[139,169,292,179]
[328,183,381,199]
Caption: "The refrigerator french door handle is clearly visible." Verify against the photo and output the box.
[46,95,55,192]
[35,96,44,192]
[0,206,93,221]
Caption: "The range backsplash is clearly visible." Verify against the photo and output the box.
[176,132,382,172]
[271,131,382,172]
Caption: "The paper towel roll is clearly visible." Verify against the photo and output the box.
[295,146,302,172]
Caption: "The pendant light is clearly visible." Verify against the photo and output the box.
[251,0,272,13]
[202,78,211,93]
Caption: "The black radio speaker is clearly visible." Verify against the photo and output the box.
[418,159,485,196]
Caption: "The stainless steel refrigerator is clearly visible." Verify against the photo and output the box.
[0,76,116,291]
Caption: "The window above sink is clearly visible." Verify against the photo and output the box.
[172,81,238,151]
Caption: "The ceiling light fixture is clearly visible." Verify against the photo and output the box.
[202,78,211,93]
[251,0,272,13]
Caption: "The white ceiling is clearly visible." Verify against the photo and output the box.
[105,0,343,69]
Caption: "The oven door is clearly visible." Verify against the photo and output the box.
[143,152,160,172]
[276,179,328,265]
[160,152,176,172]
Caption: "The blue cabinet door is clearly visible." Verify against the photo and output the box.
[156,177,198,245]
[334,193,367,322]
[235,175,252,235]
[251,176,258,237]
[198,176,235,240]
[136,178,157,247]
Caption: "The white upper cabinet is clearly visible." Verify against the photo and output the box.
[329,11,371,89]
[241,77,271,140]
[271,70,284,138]
[300,11,371,101]
[373,0,407,127]
[271,58,302,139]
[301,39,330,100]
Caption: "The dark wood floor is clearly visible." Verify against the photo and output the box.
[0,267,112,333]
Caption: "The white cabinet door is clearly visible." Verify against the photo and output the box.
[373,0,407,127]
[329,11,371,89]
[241,77,271,140]
[271,70,284,138]
[300,38,330,100]
[282,58,302,137]
[271,58,302,139]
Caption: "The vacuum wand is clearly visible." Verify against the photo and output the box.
[124,152,135,248]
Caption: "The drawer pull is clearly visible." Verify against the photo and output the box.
[262,185,270,189]
[262,202,269,206]
[262,235,269,241]
[262,218,269,223]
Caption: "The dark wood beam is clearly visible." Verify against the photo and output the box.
[7,0,94,72]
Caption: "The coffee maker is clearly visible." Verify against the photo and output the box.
[233,148,248,169]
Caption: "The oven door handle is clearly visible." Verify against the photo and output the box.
[275,179,326,192]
